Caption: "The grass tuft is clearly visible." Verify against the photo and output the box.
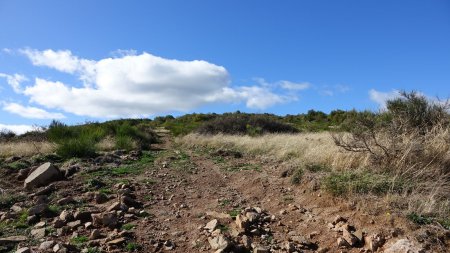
[322,170,404,196]
[291,168,304,184]
[125,242,141,252]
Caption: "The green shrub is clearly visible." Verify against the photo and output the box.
[387,91,449,132]
[197,114,298,135]
[333,91,449,163]
[115,135,134,151]
[0,130,16,140]
[46,120,157,159]
[47,120,76,142]
[56,137,97,158]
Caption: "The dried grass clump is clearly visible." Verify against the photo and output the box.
[0,141,56,157]
[180,127,450,219]
[331,92,450,218]
[180,132,370,171]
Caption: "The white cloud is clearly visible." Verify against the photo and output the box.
[214,86,295,109]
[254,78,311,91]
[111,49,138,58]
[0,73,28,93]
[19,49,299,117]
[0,124,35,135]
[279,81,310,91]
[3,102,65,119]
[20,48,96,84]
[369,89,400,108]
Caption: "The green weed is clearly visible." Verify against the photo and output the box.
[6,160,29,170]
[323,171,404,196]
[228,209,241,218]
[125,242,141,252]
[71,235,89,245]
[407,212,433,225]
[218,199,231,207]
[121,223,136,231]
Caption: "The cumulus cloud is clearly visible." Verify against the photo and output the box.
[0,73,28,93]
[0,123,35,135]
[279,81,310,91]
[20,48,96,84]
[3,102,65,119]
[18,49,297,117]
[369,89,400,108]
[111,49,138,58]
[215,86,295,109]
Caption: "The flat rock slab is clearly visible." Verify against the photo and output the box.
[24,162,61,189]
[384,239,423,253]
[0,235,28,245]
[107,237,126,245]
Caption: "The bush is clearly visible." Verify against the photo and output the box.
[0,130,16,140]
[115,135,135,151]
[47,120,157,159]
[331,91,450,219]
[197,114,299,135]
[387,91,449,132]
[332,91,450,166]
[56,137,97,158]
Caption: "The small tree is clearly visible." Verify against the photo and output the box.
[332,91,449,167]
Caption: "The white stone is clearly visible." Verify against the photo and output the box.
[24,162,60,189]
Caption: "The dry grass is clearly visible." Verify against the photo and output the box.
[96,136,117,151]
[180,132,370,170]
[0,141,56,157]
[179,132,450,220]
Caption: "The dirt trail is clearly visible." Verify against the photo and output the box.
[1,129,448,253]
[129,129,448,252]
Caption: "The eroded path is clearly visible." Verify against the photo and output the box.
[129,129,447,252]
[1,129,448,253]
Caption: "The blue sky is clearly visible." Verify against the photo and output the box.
[0,0,449,133]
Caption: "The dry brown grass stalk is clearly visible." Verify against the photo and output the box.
[0,141,56,157]
[180,132,370,171]
[180,131,450,219]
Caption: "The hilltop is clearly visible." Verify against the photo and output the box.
[0,92,449,253]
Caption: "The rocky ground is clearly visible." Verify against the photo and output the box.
[0,129,449,253]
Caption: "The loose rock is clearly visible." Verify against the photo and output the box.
[24,162,61,189]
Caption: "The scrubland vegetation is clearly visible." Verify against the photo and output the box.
[179,92,450,227]
[0,119,158,159]
[1,91,448,228]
